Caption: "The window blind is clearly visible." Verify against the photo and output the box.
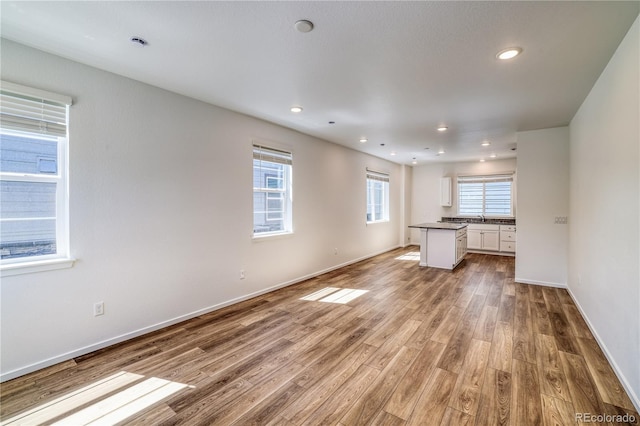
[366,169,390,182]
[458,174,513,216]
[0,81,72,138]
[457,174,512,184]
[253,145,292,165]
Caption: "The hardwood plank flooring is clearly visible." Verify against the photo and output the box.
[1,249,638,425]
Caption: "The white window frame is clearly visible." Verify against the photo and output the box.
[0,81,74,276]
[366,169,390,224]
[457,173,515,217]
[252,143,293,238]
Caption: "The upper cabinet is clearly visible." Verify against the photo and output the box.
[440,177,452,207]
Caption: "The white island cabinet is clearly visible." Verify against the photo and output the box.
[408,223,468,270]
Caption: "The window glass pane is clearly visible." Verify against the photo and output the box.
[266,193,284,220]
[0,133,58,175]
[366,174,389,223]
[459,182,483,215]
[253,147,292,235]
[266,174,283,190]
[458,176,512,216]
[0,181,57,259]
[485,181,512,215]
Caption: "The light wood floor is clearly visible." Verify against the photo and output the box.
[1,247,638,425]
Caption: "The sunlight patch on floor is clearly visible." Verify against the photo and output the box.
[1,371,191,426]
[300,287,369,304]
[395,251,420,261]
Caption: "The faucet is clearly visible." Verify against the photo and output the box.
[479,214,485,222]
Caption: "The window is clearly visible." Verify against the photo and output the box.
[253,144,292,236]
[366,170,389,223]
[458,174,514,216]
[1,81,72,269]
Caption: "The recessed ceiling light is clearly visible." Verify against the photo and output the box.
[489,153,497,158]
[437,126,448,132]
[360,138,368,143]
[294,20,314,33]
[328,121,335,124]
[290,106,303,113]
[497,47,522,60]
[480,159,486,162]
[438,149,445,154]
[390,152,396,156]
[481,140,491,146]
[130,36,148,46]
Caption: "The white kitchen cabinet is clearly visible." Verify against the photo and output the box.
[456,233,467,264]
[409,223,468,269]
[467,224,500,251]
[426,227,467,269]
[500,225,516,253]
[467,229,482,250]
[440,177,452,207]
[482,230,500,251]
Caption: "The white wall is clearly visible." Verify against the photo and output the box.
[409,158,517,244]
[400,165,413,246]
[0,40,404,380]
[515,127,569,287]
[569,17,639,408]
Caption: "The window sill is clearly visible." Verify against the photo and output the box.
[1,257,76,277]
[252,231,294,242]
[366,220,390,225]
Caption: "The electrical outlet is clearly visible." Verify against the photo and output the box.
[93,301,104,317]
[240,269,245,280]
[554,216,568,225]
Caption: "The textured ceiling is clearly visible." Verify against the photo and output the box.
[1,1,638,164]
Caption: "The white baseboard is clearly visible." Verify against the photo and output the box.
[468,249,515,257]
[0,245,401,383]
[514,277,567,288]
[565,287,640,413]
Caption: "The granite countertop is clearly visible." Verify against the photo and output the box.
[408,222,468,230]
[440,216,516,225]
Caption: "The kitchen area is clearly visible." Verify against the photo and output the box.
[409,217,516,270]
[409,161,517,270]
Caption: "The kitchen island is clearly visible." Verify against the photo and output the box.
[408,223,468,270]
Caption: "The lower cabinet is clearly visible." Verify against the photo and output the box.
[499,225,516,253]
[467,225,500,251]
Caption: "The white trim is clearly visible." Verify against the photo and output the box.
[514,277,567,288]
[566,287,640,413]
[251,230,294,241]
[468,249,515,257]
[0,245,400,382]
[1,257,75,277]
[366,219,391,225]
